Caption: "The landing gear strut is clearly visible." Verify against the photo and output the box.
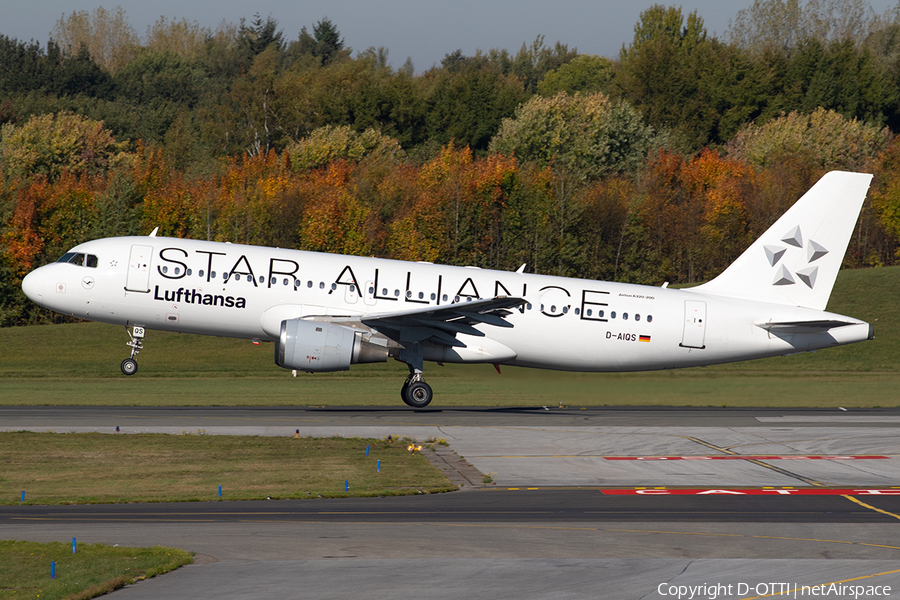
[121,326,144,376]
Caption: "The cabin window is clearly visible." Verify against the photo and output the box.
[623,313,628,320]
[562,306,569,314]
[442,294,449,302]
[369,287,375,294]
[186,269,192,276]
[319,282,325,289]
[350,285,356,293]
[647,315,653,323]
[259,276,265,283]
[222,272,228,280]
[611,311,617,319]
[174,267,181,275]
[430,293,436,301]
[307,281,313,288]
[211,271,217,278]
[575,308,580,315]
[598,310,605,318]
[586,309,592,316]
[635,314,641,321]
[394,289,400,297]
[283,278,289,286]
[331,283,337,291]
[199,270,205,277]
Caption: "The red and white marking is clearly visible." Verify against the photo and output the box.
[601,488,900,495]
[603,455,889,461]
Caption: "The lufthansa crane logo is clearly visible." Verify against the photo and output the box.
[764,226,828,289]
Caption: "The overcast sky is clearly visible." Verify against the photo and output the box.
[4,0,900,72]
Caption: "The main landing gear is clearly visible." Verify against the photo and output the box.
[401,371,433,408]
[121,326,145,376]
[399,343,433,408]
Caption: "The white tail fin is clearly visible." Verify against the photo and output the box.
[693,171,873,310]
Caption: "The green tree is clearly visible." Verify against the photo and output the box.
[425,54,527,151]
[239,13,285,57]
[286,18,348,66]
[490,92,655,275]
[538,54,614,96]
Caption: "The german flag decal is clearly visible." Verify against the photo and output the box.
[639,335,651,342]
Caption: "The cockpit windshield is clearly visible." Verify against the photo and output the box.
[56,252,98,268]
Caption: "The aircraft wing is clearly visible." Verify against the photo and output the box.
[355,297,526,347]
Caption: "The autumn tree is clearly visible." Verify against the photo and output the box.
[0,112,127,181]
[728,0,882,54]
[490,92,654,180]
[51,6,140,73]
[285,125,403,171]
[726,107,891,171]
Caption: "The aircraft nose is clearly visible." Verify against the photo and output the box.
[21,269,45,305]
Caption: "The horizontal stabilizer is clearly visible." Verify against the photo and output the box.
[755,320,857,334]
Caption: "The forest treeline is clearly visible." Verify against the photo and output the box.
[4,1,900,325]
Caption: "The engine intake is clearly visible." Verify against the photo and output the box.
[275,319,389,372]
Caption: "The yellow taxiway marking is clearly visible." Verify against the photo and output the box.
[739,567,900,599]
[842,495,900,521]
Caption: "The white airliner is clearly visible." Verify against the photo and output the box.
[21,171,874,407]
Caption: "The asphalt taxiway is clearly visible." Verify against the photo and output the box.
[3,406,900,599]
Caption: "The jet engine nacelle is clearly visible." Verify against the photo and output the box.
[276,318,389,372]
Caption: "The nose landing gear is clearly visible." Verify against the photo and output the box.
[121,326,144,376]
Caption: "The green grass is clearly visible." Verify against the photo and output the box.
[1,266,898,407]
[0,540,192,600]
[1,432,454,505]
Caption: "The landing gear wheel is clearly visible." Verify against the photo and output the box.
[400,380,411,404]
[403,380,433,408]
[120,358,138,376]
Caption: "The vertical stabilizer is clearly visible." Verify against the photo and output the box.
[692,171,872,310]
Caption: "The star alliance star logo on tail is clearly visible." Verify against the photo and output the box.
[763,225,828,289]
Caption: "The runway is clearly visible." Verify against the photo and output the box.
[3,406,900,599]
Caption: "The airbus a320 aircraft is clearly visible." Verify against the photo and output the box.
[22,171,874,407]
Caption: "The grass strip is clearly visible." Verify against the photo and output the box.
[0,540,192,600]
[1,432,454,505]
[1,371,899,406]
